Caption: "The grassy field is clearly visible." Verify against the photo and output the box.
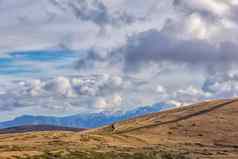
[1,99,238,159]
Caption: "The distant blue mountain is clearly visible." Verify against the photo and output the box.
[0,103,174,129]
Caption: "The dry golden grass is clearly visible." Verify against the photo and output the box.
[1,99,238,158]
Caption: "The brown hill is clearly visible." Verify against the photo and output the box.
[96,98,238,158]
[0,125,85,134]
[0,99,238,159]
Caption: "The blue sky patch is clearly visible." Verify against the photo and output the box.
[10,50,79,62]
[0,50,81,76]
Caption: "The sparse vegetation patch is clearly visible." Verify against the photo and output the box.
[15,150,190,159]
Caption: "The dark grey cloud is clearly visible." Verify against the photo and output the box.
[72,0,238,75]
[68,0,110,26]
[202,72,238,99]
[230,5,238,23]
[75,47,123,72]
[75,49,106,70]
[48,0,143,27]
[77,28,238,74]
[120,29,238,73]
[0,93,28,111]
[173,0,216,18]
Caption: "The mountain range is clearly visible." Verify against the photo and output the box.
[0,103,173,129]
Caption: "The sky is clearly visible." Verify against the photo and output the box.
[0,0,238,121]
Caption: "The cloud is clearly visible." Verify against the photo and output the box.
[174,0,231,16]
[73,0,238,76]
[48,0,145,27]
[169,71,238,106]
[0,75,123,112]
[76,28,237,74]
[123,29,238,74]
[172,86,211,106]
[95,94,122,111]
[27,79,44,97]
[0,0,237,54]
[0,74,171,113]
[0,95,24,111]
[0,0,176,53]
[0,72,238,115]
[202,72,238,98]
[0,0,238,120]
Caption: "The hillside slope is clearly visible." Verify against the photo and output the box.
[96,99,238,158]
[0,99,238,159]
